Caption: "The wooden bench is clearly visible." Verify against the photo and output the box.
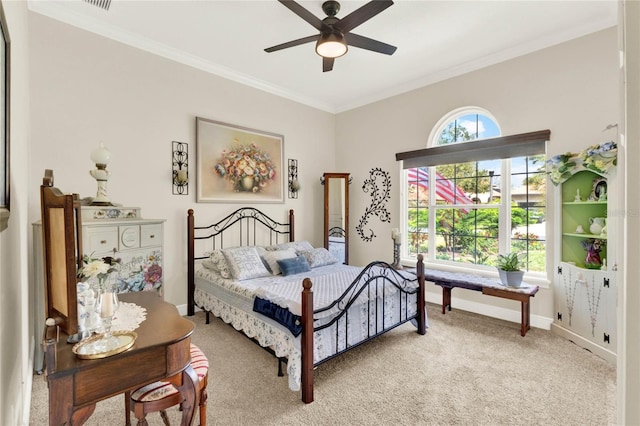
[423,269,539,336]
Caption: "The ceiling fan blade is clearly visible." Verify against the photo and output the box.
[345,33,397,55]
[338,0,394,33]
[264,34,319,53]
[323,57,335,72]
[278,0,330,32]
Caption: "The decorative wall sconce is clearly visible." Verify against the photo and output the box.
[89,143,112,206]
[288,159,300,198]
[172,141,188,195]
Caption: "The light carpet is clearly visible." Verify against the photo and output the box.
[29,303,616,425]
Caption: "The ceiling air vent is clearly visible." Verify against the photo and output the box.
[83,0,111,11]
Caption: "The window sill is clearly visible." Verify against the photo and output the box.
[0,207,8,232]
[401,258,551,289]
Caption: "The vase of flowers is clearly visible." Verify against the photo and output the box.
[214,142,277,192]
[78,255,121,341]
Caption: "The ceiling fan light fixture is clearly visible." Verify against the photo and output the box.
[315,31,348,58]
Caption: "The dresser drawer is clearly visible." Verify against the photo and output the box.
[141,224,162,247]
[85,227,118,254]
[119,226,140,249]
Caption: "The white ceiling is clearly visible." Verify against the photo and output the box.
[28,0,618,113]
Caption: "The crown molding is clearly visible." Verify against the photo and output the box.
[29,0,616,115]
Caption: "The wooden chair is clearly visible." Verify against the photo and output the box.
[125,344,209,426]
[39,169,83,336]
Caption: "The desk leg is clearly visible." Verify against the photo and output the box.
[177,364,199,426]
[442,287,452,314]
[71,405,96,425]
[521,298,531,337]
[48,374,96,425]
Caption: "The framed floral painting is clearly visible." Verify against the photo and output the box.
[196,117,284,203]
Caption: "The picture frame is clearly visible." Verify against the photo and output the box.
[196,117,284,203]
[591,177,607,201]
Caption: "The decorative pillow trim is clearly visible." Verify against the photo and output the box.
[204,249,231,278]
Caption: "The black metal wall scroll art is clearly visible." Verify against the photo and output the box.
[356,167,391,242]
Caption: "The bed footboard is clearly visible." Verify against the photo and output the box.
[300,254,425,403]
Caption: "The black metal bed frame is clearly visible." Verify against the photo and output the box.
[186,208,425,404]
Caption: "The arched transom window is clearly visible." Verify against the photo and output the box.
[401,107,547,274]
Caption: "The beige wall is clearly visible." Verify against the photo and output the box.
[0,1,30,425]
[27,12,336,307]
[336,28,619,324]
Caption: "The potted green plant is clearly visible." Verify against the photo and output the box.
[496,252,525,287]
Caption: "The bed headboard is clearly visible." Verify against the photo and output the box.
[186,207,294,315]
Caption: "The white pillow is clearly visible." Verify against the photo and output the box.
[222,246,271,281]
[275,241,314,253]
[262,249,297,275]
[299,247,339,268]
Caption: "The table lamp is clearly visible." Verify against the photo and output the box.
[89,143,112,206]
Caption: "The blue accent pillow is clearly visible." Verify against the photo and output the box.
[276,255,311,276]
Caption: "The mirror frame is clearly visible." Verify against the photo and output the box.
[323,172,349,264]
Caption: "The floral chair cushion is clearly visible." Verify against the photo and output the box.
[130,344,209,402]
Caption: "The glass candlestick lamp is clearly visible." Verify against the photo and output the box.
[391,228,403,270]
[89,143,112,206]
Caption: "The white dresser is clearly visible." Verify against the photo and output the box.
[32,205,164,372]
[80,206,165,293]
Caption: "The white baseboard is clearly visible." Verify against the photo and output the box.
[425,292,553,331]
[550,323,616,364]
[178,296,553,331]
[23,338,36,426]
[177,304,199,317]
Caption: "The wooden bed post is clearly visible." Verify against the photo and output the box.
[416,254,426,335]
[288,209,295,242]
[301,278,314,403]
[187,209,195,316]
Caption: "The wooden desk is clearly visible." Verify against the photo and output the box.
[43,292,197,425]
[423,269,539,337]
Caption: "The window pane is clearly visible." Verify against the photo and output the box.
[407,205,428,257]
[510,155,546,272]
[435,207,499,265]
[431,166,475,207]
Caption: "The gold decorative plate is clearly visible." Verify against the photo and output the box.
[72,331,137,360]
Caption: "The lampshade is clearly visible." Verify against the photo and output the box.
[91,143,111,166]
[315,31,347,58]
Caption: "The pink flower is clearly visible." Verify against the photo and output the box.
[144,264,162,284]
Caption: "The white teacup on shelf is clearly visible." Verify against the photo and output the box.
[575,225,584,234]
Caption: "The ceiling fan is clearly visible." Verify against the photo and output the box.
[264,0,397,72]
